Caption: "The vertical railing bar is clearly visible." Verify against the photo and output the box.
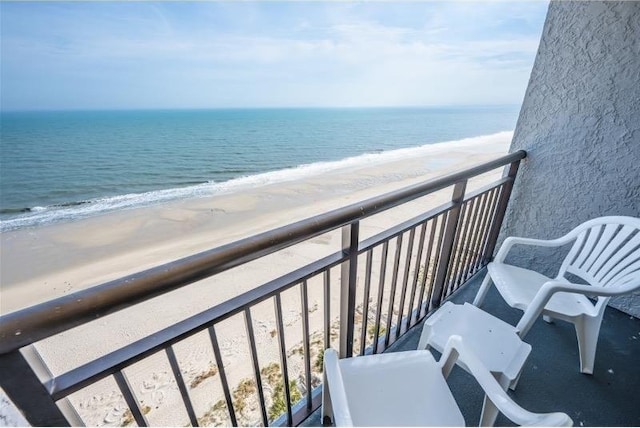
[452,196,479,291]
[417,218,438,319]
[384,234,404,349]
[447,201,472,291]
[244,308,269,427]
[339,222,360,358]
[373,242,389,354]
[300,281,312,412]
[395,227,416,338]
[0,350,69,427]
[208,326,238,426]
[483,160,521,263]
[475,187,501,271]
[323,269,331,351]
[165,346,199,427]
[464,193,490,279]
[456,194,484,289]
[113,370,149,427]
[431,195,460,311]
[468,188,497,275]
[478,188,497,248]
[407,222,427,328]
[462,193,489,284]
[484,186,503,261]
[425,211,450,315]
[359,249,374,356]
[444,200,471,296]
[274,294,293,426]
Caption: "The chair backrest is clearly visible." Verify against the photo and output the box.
[558,216,640,293]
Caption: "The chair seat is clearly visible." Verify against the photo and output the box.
[337,350,464,426]
[422,302,531,382]
[488,263,596,318]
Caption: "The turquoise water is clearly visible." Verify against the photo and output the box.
[0,106,519,230]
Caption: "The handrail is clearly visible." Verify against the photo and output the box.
[47,250,347,400]
[0,150,526,354]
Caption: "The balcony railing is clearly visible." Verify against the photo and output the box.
[0,150,525,427]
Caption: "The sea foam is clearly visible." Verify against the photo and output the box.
[0,131,512,232]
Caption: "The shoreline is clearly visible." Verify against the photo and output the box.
[0,131,513,232]
[0,132,511,314]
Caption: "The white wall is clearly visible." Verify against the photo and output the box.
[501,1,640,316]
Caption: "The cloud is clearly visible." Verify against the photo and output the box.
[0,2,548,110]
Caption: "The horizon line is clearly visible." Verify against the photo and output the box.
[1,103,521,114]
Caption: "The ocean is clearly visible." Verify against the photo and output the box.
[0,106,519,231]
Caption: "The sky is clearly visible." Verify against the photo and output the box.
[0,1,549,111]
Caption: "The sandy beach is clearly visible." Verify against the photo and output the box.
[0,132,512,426]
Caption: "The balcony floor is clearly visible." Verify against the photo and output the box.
[302,269,640,427]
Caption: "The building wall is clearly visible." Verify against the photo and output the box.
[501,1,640,316]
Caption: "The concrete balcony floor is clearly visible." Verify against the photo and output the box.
[302,269,640,427]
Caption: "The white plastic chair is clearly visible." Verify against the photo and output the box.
[473,216,640,374]
[418,301,532,426]
[321,336,572,427]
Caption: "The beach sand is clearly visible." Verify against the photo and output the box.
[0,132,512,426]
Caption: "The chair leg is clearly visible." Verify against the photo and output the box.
[509,368,523,391]
[472,274,493,307]
[543,315,555,324]
[574,316,602,375]
[322,373,333,425]
[417,323,433,351]
[480,373,510,427]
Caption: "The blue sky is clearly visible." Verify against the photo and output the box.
[0,2,549,111]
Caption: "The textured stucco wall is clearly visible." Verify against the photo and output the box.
[501,1,640,316]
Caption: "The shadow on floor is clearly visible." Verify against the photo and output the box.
[301,269,640,427]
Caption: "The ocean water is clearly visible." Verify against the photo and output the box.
[0,106,519,231]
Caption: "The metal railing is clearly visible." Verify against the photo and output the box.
[0,150,525,427]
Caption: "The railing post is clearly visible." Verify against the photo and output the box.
[0,350,69,426]
[339,221,359,358]
[483,160,521,263]
[430,180,467,310]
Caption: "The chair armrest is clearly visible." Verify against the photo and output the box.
[323,349,354,426]
[440,336,573,427]
[515,280,640,337]
[494,235,576,263]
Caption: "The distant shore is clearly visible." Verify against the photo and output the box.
[0,132,511,426]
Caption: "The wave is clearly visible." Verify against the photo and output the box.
[0,131,513,232]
